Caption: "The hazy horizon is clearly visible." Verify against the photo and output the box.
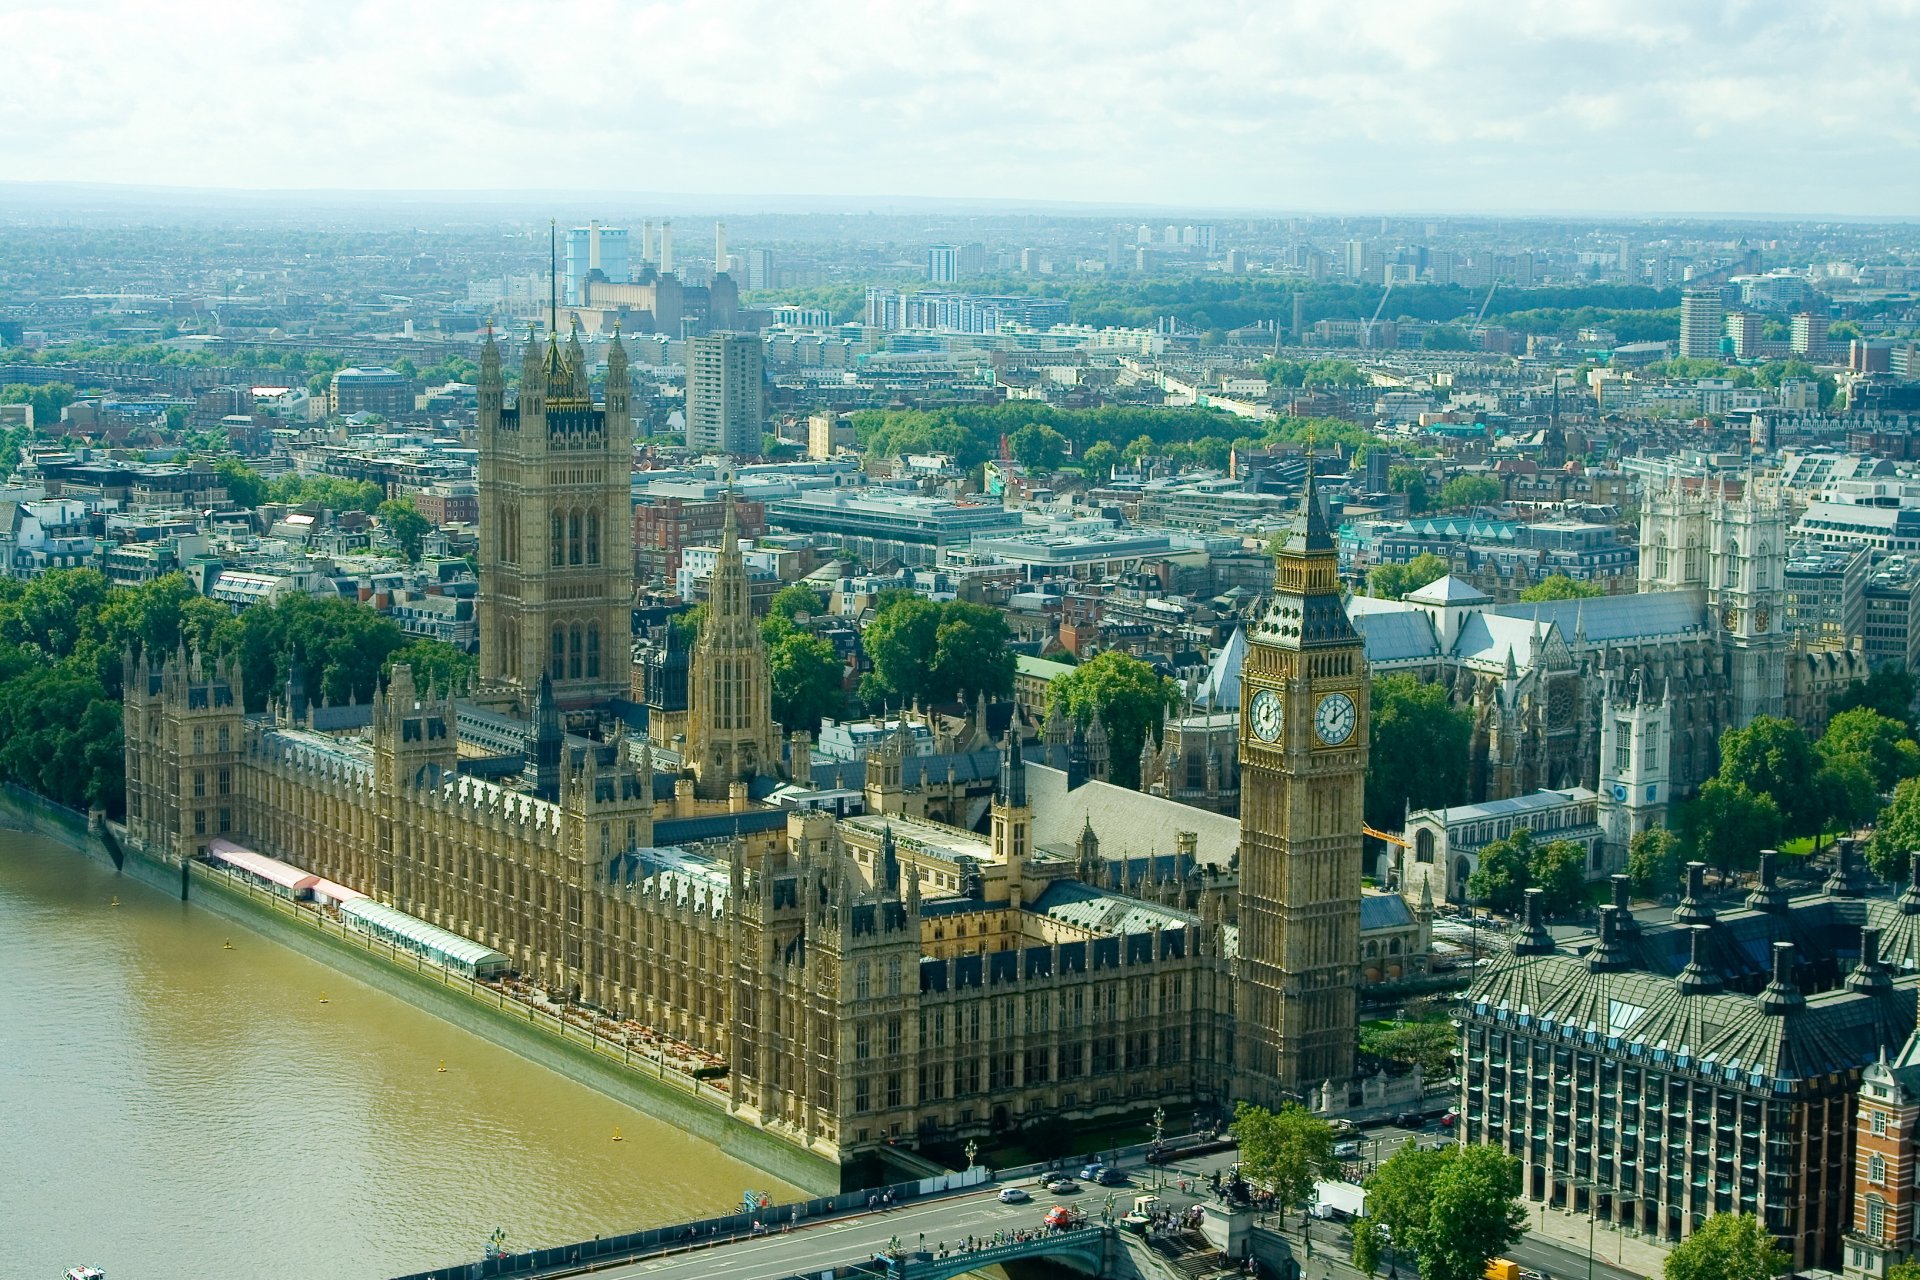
[4,0,1918,218]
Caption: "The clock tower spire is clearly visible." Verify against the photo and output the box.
[1235,460,1368,1102]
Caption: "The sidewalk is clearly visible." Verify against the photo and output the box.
[1526,1201,1670,1278]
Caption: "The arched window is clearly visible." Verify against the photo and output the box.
[1389,938,1402,955]
[1653,533,1669,579]
[1416,828,1435,865]
[855,961,871,1001]
[569,625,583,679]
[1870,1153,1887,1184]
[586,623,601,678]
[1684,536,1700,581]
[1365,941,1379,958]
[568,510,583,566]
[550,627,565,680]
[551,510,565,566]
[888,957,902,996]
[1725,538,1740,586]
[1868,1194,1887,1241]
[585,508,600,566]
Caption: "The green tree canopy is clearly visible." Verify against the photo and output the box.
[1829,667,1917,731]
[1679,779,1782,879]
[376,496,431,561]
[1387,464,1430,513]
[1437,474,1502,509]
[1049,650,1180,791]
[1007,422,1068,472]
[1229,1102,1337,1230]
[1664,1212,1787,1280]
[1717,716,1817,835]
[1517,573,1602,602]
[762,582,828,647]
[1528,837,1589,917]
[214,456,268,508]
[1359,1020,1456,1077]
[267,473,384,514]
[1368,552,1450,600]
[929,601,1016,706]
[1081,440,1118,475]
[0,381,78,425]
[1418,1145,1528,1280]
[1366,673,1472,830]
[1360,1142,1451,1275]
[1468,829,1534,914]
[1627,828,1683,900]
[862,596,942,707]
[1819,706,1920,793]
[770,631,844,735]
[1868,775,1920,882]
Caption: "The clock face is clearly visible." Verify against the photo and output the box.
[1250,688,1283,743]
[1314,692,1356,747]
[1722,605,1740,631]
[1754,604,1770,633]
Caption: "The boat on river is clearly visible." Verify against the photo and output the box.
[65,1268,107,1280]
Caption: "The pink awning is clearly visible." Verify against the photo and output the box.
[207,838,318,892]
[310,878,367,904]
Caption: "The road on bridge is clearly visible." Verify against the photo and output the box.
[594,1181,1090,1280]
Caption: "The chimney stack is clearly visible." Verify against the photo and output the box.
[1757,941,1805,1015]
[715,221,728,274]
[1675,925,1721,995]
[1673,860,1715,926]
[1513,888,1555,955]
[660,220,675,274]
[1746,849,1788,914]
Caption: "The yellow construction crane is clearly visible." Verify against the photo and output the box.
[1362,825,1410,848]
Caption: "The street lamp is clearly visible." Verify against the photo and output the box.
[1151,1106,1166,1190]
[965,1139,978,1171]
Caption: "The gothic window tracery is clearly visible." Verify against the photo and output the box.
[586,508,600,566]
[551,511,565,567]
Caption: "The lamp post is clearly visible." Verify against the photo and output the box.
[965,1139,978,1172]
[1152,1106,1166,1190]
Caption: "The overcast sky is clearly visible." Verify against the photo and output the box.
[3,0,1917,216]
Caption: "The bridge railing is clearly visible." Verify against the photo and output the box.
[388,1167,992,1280]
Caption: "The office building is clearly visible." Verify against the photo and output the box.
[685,333,767,457]
[328,366,415,417]
[745,249,775,291]
[927,245,959,285]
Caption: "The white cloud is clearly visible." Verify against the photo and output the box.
[0,0,1916,213]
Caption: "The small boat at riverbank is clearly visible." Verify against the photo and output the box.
[65,1268,107,1280]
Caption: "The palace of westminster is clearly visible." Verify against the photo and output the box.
[119,324,1379,1172]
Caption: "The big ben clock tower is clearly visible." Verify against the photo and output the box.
[1236,465,1368,1104]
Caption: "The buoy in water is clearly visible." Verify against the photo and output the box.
[612,1127,624,1142]
[222,939,235,950]
[109,896,120,907]
[319,992,330,1004]
[437,1060,448,1073]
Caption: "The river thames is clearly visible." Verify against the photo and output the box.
[0,830,795,1280]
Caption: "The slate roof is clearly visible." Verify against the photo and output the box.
[1406,575,1493,605]
[1352,610,1441,663]
[1028,879,1200,936]
[1497,589,1709,644]
[1360,893,1416,931]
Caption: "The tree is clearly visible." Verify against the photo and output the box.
[1437,474,1501,509]
[1122,434,1158,466]
[1887,1261,1920,1280]
[1366,674,1472,830]
[1811,753,1879,846]
[1679,779,1781,879]
[1528,837,1589,918]
[1049,650,1180,790]
[1468,830,1534,914]
[862,595,942,705]
[1360,1020,1457,1077]
[1081,440,1118,475]
[1663,1212,1787,1280]
[770,631,844,735]
[213,456,268,509]
[1829,667,1917,730]
[1418,1144,1528,1280]
[1368,552,1450,601]
[1229,1102,1336,1230]
[1387,464,1430,513]
[1819,706,1920,793]
[1362,1143,1450,1275]
[376,496,432,561]
[763,583,827,646]
[390,639,477,693]
[670,603,707,649]
[1350,1219,1386,1277]
[1007,422,1068,472]
[1627,828,1683,900]
[929,602,1015,705]
[0,380,77,425]
[1717,716,1816,835]
[1517,574,1602,602]
[1869,775,1920,881]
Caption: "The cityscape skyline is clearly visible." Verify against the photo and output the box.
[4,1,1918,216]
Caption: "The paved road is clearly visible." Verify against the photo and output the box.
[595,1179,1102,1280]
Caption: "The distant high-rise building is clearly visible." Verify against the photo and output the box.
[926,245,959,284]
[1679,287,1725,360]
[1726,310,1765,360]
[957,242,987,277]
[1792,309,1829,359]
[1020,248,1042,274]
[564,222,630,306]
[1344,239,1367,279]
[685,333,766,456]
[1136,224,1153,245]
[1224,248,1247,274]
[745,248,775,291]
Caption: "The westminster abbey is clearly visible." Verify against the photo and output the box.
[120,329,1377,1169]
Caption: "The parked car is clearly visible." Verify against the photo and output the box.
[997,1186,1030,1204]
[1333,1140,1361,1160]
